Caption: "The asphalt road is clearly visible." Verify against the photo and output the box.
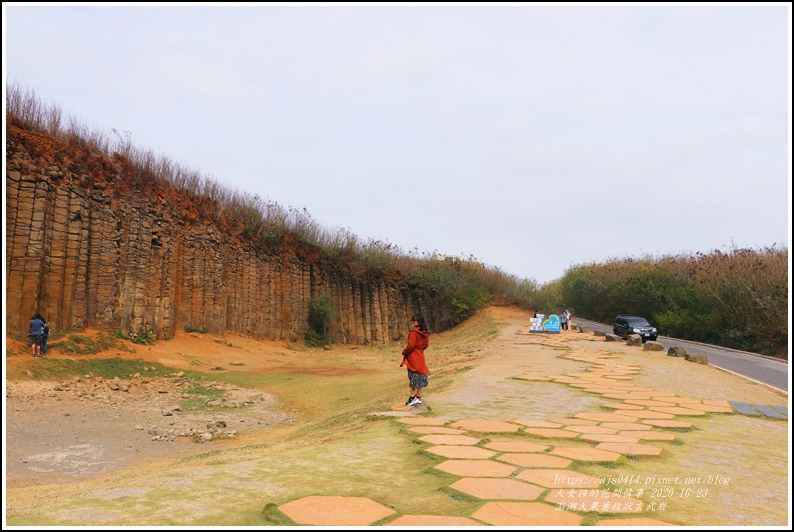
[572,317,789,393]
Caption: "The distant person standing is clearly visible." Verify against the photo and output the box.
[400,314,430,406]
[560,310,568,331]
[40,315,50,355]
[28,313,45,357]
[566,309,573,332]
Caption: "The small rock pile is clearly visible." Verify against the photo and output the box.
[7,371,295,444]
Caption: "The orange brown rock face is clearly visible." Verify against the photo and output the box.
[6,123,442,345]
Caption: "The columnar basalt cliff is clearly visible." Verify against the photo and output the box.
[6,120,445,344]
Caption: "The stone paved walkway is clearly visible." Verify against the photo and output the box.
[274,329,748,526]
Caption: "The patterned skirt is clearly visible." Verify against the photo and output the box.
[407,369,428,389]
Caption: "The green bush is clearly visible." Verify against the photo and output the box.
[129,325,156,345]
[305,291,335,346]
[554,246,788,357]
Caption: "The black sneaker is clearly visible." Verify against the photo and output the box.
[405,396,415,406]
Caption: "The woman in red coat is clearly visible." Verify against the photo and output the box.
[401,313,430,406]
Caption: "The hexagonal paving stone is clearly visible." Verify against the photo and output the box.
[522,428,581,439]
[550,447,622,462]
[641,419,693,428]
[649,406,707,416]
[618,430,676,441]
[434,459,518,477]
[579,434,641,443]
[396,417,450,426]
[702,399,732,407]
[647,397,683,404]
[497,453,573,468]
[517,469,602,488]
[425,445,496,459]
[594,517,677,526]
[278,495,395,525]
[407,426,466,435]
[601,393,654,400]
[473,502,582,526]
[583,388,618,393]
[513,419,563,428]
[596,442,664,456]
[418,434,481,445]
[450,477,544,500]
[565,425,618,434]
[662,396,703,404]
[575,412,639,422]
[631,410,675,419]
[685,403,733,413]
[602,402,645,410]
[483,440,549,453]
[545,489,643,512]
[451,419,522,432]
[383,515,482,526]
[600,422,656,431]
[625,399,679,407]
[550,418,598,425]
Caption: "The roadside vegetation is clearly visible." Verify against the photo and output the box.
[535,246,788,358]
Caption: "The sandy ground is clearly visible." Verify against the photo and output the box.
[4,331,311,488]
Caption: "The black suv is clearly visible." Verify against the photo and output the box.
[614,315,658,342]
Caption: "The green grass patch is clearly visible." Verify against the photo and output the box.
[48,332,133,355]
[180,383,227,411]
[259,503,297,526]
[10,357,174,381]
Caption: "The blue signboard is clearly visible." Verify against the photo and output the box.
[529,314,561,334]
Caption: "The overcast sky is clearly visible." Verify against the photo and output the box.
[3,3,791,283]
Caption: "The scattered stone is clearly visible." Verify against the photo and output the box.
[604,334,621,342]
[643,341,664,351]
[685,353,709,365]
[668,346,686,357]
[626,334,643,346]
[593,330,606,337]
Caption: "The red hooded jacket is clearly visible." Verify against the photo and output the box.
[401,327,429,374]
